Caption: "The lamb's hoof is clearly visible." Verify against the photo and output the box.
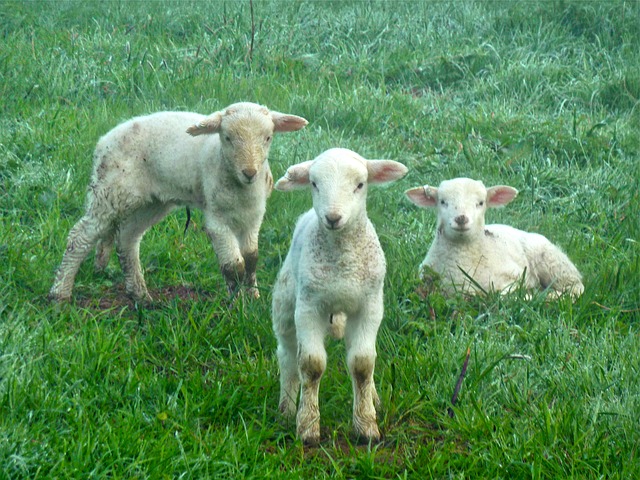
[48,287,70,303]
[128,290,153,305]
[48,292,70,303]
[246,287,260,299]
[226,286,260,307]
[354,432,382,446]
[300,433,321,447]
[354,423,381,445]
[297,423,321,446]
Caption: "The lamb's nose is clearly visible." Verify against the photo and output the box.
[454,215,469,226]
[242,168,257,180]
[325,213,342,229]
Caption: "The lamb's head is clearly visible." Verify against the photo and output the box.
[275,148,408,231]
[406,177,518,242]
[187,102,308,185]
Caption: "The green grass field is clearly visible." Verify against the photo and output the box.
[1,1,639,478]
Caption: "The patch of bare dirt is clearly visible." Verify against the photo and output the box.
[75,284,216,310]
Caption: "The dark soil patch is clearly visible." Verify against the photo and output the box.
[75,284,216,311]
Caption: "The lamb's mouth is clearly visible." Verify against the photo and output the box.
[239,175,258,185]
[323,221,345,231]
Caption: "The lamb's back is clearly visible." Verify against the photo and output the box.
[91,112,214,206]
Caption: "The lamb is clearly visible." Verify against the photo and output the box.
[271,148,408,444]
[405,177,584,298]
[49,102,308,302]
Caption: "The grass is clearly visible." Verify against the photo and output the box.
[1,0,639,478]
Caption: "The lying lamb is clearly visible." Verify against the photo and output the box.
[272,148,408,444]
[405,177,584,298]
[50,102,308,302]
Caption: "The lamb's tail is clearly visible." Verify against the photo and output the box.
[329,313,347,339]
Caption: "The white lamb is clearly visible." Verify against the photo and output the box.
[50,102,308,302]
[405,177,584,298]
[271,148,408,444]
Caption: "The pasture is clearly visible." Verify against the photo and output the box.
[1,1,638,478]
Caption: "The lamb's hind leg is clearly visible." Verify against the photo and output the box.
[116,203,174,301]
[533,243,584,299]
[50,214,111,301]
[272,271,299,418]
[94,229,116,272]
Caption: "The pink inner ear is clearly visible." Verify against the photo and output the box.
[406,187,437,207]
[272,114,309,132]
[487,186,517,206]
[375,166,399,182]
[274,161,314,191]
[368,160,408,184]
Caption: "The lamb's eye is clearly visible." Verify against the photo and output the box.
[225,136,232,143]
[311,181,318,189]
[355,182,364,191]
[478,201,484,207]
[440,200,446,206]
[265,136,272,143]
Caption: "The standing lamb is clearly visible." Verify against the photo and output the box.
[49,102,308,302]
[272,148,408,444]
[405,177,584,298]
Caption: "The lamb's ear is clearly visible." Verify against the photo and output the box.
[405,186,438,208]
[271,112,309,132]
[366,160,408,184]
[487,185,518,207]
[274,160,314,191]
[186,112,223,136]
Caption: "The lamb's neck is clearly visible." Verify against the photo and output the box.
[316,216,368,250]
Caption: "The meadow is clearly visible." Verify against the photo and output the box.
[1,0,639,478]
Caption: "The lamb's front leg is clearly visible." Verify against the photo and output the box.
[295,306,327,445]
[344,300,383,443]
[204,216,245,297]
[240,230,260,299]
